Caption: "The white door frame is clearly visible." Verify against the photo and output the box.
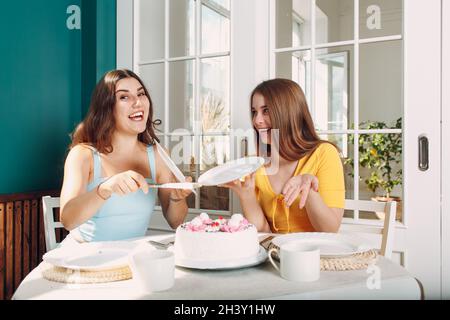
[403,0,441,299]
[116,0,133,71]
[442,0,450,300]
[230,0,270,213]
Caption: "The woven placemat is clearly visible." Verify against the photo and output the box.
[41,262,132,284]
[260,236,378,271]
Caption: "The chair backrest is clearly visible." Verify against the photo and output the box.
[339,199,397,258]
[42,196,64,252]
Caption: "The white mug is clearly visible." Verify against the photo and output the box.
[128,246,175,293]
[268,241,320,282]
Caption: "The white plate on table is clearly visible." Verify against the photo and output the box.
[198,156,265,186]
[271,233,372,258]
[171,246,267,270]
[43,241,139,271]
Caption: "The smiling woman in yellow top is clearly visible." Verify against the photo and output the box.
[223,78,345,233]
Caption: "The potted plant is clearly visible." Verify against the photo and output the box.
[344,117,402,220]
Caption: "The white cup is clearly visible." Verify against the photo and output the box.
[128,246,175,293]
[268,241,320,282]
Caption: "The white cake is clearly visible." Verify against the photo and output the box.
[174,213,260,261]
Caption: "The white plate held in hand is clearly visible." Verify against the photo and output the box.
[198,156,265,186]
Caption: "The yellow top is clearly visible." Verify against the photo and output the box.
[255,143,345,233]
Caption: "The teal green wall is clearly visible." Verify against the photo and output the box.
[82,0,117,115]
[0,0,116,194]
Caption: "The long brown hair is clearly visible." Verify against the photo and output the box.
[71,69,160,153]
[251,78,334,161]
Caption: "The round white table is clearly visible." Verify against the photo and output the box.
[12,234,422,300]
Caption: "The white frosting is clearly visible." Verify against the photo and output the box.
[190,217,203,227]
[199,212,210,221]
[205,224,221,232]
[228,218,241,229]
[174,215,259,261]
[230,213,244,222]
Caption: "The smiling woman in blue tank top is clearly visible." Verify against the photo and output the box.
[59,69,192,242]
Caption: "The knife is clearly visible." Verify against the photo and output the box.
[155,141,198,195]
[147,182,202,189]
[155,141,186,182]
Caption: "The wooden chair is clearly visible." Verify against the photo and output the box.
[339,199,397,259]
[42,196,65,252]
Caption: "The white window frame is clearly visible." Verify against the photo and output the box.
[314,51,350,157]
[292,12,304,47]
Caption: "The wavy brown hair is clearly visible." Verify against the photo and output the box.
[71,69,160,153]
[251,78,336,161]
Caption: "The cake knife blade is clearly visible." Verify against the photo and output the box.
[155,141,186,182]
[147,182,202,189]
[155,141,198,195]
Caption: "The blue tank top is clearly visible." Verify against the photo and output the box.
[75,145,157,242]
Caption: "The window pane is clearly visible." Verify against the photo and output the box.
[139,64,165,132]
[200,136,230,211]
[315,45,352,131]
[358,134,403,222]
[168,135,195,175]
[169,136,196,209]
[200,186,230,211]
[316,0,354,44]
[360,40,403,127]
[200,57,230,134]
[359,0,403,39]
[200,136,230,172]
[275,50,311,106]
[276,0,312,48]
[169,0,195,58]
[139,0,165,61]
[201,4,230,54]
[169,60,194,132]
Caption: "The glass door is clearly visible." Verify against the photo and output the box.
[118,0,443,298]
[269,0,441,298]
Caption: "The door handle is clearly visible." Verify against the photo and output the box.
[241,137,248,157]
[418,135,429,171]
